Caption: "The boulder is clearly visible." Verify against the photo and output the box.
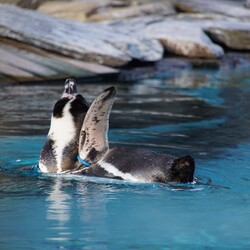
[38,1,175,22]
[0,4,163,66]
[157,14,250,52]
[145,20,224,58]
[108,17,224,58]
[38,1,109,22]
[205,21,250,50]
[175,0,250,21]
[0,38,119,82]
[88,2,176,21]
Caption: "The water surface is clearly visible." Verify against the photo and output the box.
[1,67,250,249]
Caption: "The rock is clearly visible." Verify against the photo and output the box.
[107,16,165,33]
[145,20,224,58]
[0,0,46,9]
[108,17,224,58]
[169,12,237,23]
[38,1,109,22]
[246,0,250,8]
[0,45,57,77]
[81,22,163,62]
[1,1,250,84]
[150,13,250,52]
[175,0,250,21]
[0,58,35,79]
[0,37,119,82]
[205,21,250,50]
[88,2,176,21]
[169,13,250,51]
[0,4,129,67]
[0,4,163,67]
[17,0,47,9]
[38,1,175,22]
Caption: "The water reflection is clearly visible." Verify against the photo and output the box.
[1,66,250,249]
[46,179,71,224]
[45,177,110,247]
[0,75,223,136]
[2,73,250,160]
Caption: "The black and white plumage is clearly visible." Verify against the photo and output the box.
[39,80,195,183]
[77,86,195,183]
[39,78,89,173]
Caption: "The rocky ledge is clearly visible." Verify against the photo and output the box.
[0,0,249,83]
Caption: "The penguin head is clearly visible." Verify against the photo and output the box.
[52,78,88,125]
[78,86,117,166]
[62,77,78,98]
[170,155,195,183]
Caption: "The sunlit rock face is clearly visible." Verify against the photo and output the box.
[0,0,250,83]
[174,0,250,21]
[205,21,250,50]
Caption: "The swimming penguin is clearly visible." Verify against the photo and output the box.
[76,87,195,183]
[39,78,89,173]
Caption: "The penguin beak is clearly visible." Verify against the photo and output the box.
[62,78,78,98]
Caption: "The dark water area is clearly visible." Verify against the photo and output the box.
[1,66,250,249]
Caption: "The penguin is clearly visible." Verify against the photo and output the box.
[76,86,195,183]
[39,78,89,173]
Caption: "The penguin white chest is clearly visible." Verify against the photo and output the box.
[49,100,76,172]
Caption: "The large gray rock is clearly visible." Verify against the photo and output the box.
[88,2,176,21]
[0,4,163,66]
[155,14,250,52]
[174,14,250,51]
[145,20,224,59]
[38,1,110,22]
[205,21,250,50]
[0,38,119,82]
[109,17,224,58]
[38,1,175,22]
[175,0,250,21]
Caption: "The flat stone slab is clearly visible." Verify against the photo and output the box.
[0,4,163,67]
[38,1,175,22]
[145,20,224,59]
[1,1,250,83]
[205,21,250,50]
[108,16,224,59]
[38,1,109,22]
[87,2,176,21]
[0,38,118,83]
[175,0,250,21]
[170,14,250,51]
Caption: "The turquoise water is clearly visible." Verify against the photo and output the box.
[1,67,250,249]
